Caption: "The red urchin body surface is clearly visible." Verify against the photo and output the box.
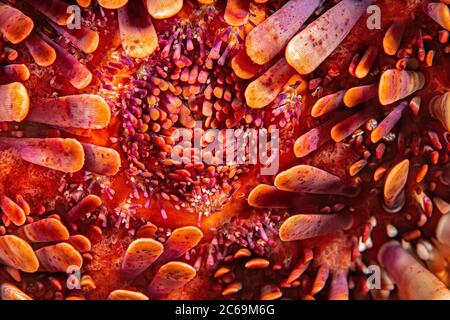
[0,0,448,301]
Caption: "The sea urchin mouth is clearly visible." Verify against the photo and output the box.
[114,9,276,217]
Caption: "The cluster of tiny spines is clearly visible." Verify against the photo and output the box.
[93,3,303,220]
[61,176,109,227]
[188,211,282,298]
[63,171,161,240]
[114,18,272,217]
[210,222,349,299]
[207,205,372,299]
